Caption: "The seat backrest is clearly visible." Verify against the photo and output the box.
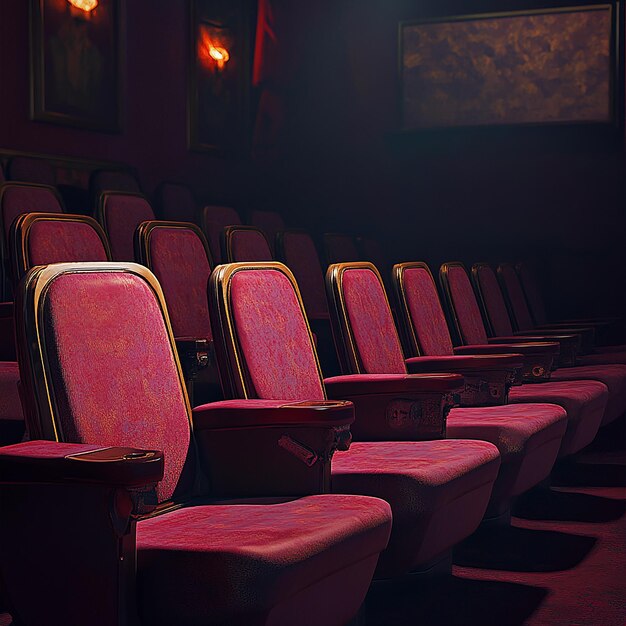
[97,192,155,261]
[392,262,455,357]
[516,262,548,326]
[8,157,55,186]
[277,229,329,320]
[136,221,213,342]
[209,262,326,401]
[471,263,515,337]
[222,226,273,262]
[248,210,285,255]
[497,263,535,331]
[156,182,197,222]
[16,263,198,505]
[1,183,64,245]
[439,262,490,345]
[11,213,111,283]
[201,205,242,264]
[324,233,360,266]
[90,169,141,198]
[326,262,407,375]
[0,183,64,299]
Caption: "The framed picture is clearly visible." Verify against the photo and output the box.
[188,0,253,153]
[30,0,123,132]
[399,5,616,130]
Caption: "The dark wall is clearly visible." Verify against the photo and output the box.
[0,0,247,201]
[0,0,623,318]
[264,0,625,318]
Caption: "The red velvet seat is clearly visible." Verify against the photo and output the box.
[90,169,141,204]
[7,157,55,186]
[201,204,242,264]
[327,262,566,517]
[0,183,64,299]
[96,191,155,261]
[472,262,626,426]
[0,214,109,448]
[10,213,110,281]
[209,261,501,577]
[498,262,626,364]
[324,232,361,266]
[249,209,285,256]
[277,229,342,376]
[392,262,608,456]
[156,181,197,222]
[222,225,274,262]
[1,261,392,625]
[436,261,609,448]
[136,220,221,404]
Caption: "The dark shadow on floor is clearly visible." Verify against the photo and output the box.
[363,575,548,626]
[514,486,626,522]
[551,458,626,488]
[453,523,596,572]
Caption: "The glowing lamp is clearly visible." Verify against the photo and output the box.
[199,27,230,71]
[67,0,98,11]
[209,45,230,70]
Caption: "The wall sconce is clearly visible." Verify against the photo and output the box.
[67,0,99,12]
[199,24,230,71]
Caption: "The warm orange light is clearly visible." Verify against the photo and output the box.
[199,28,230,71]
[67,0,98,11]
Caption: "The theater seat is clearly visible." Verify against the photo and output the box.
[90,169,141,206]
[1,261,392,626]
[10,213,111,281]
[471,262,626,426]
[249,209,285,256]
[209,261,501,577]
[201,204,242,264]
[136,220,221,404]
[156,181,197,222]
[393,261,608,456]
[0,182,64,299]
[326,262,566,518]
[516,261,623,338]
[498,262,626,364]
[96,191,155,261]
[7,157,55,186]
[324,232,360,266]
[222,225,274,262]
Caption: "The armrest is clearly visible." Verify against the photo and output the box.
[324,373,464,442]
[405,354,523,406]
[489,334,578,367]
[516,326,594,353]
[193,399,355,497]
[456,342,559,382]
[193,398,354,429]
[0,439,157,625]
[324,372,464,396]
[0,440,164,487]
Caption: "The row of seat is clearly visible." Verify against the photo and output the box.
[0,184,624,623]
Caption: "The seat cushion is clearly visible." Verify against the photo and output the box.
[551,364,626,425]
[509,380,607,457]
[447,403,567,510]
[331,439,500,577]
[137,494,392,626]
